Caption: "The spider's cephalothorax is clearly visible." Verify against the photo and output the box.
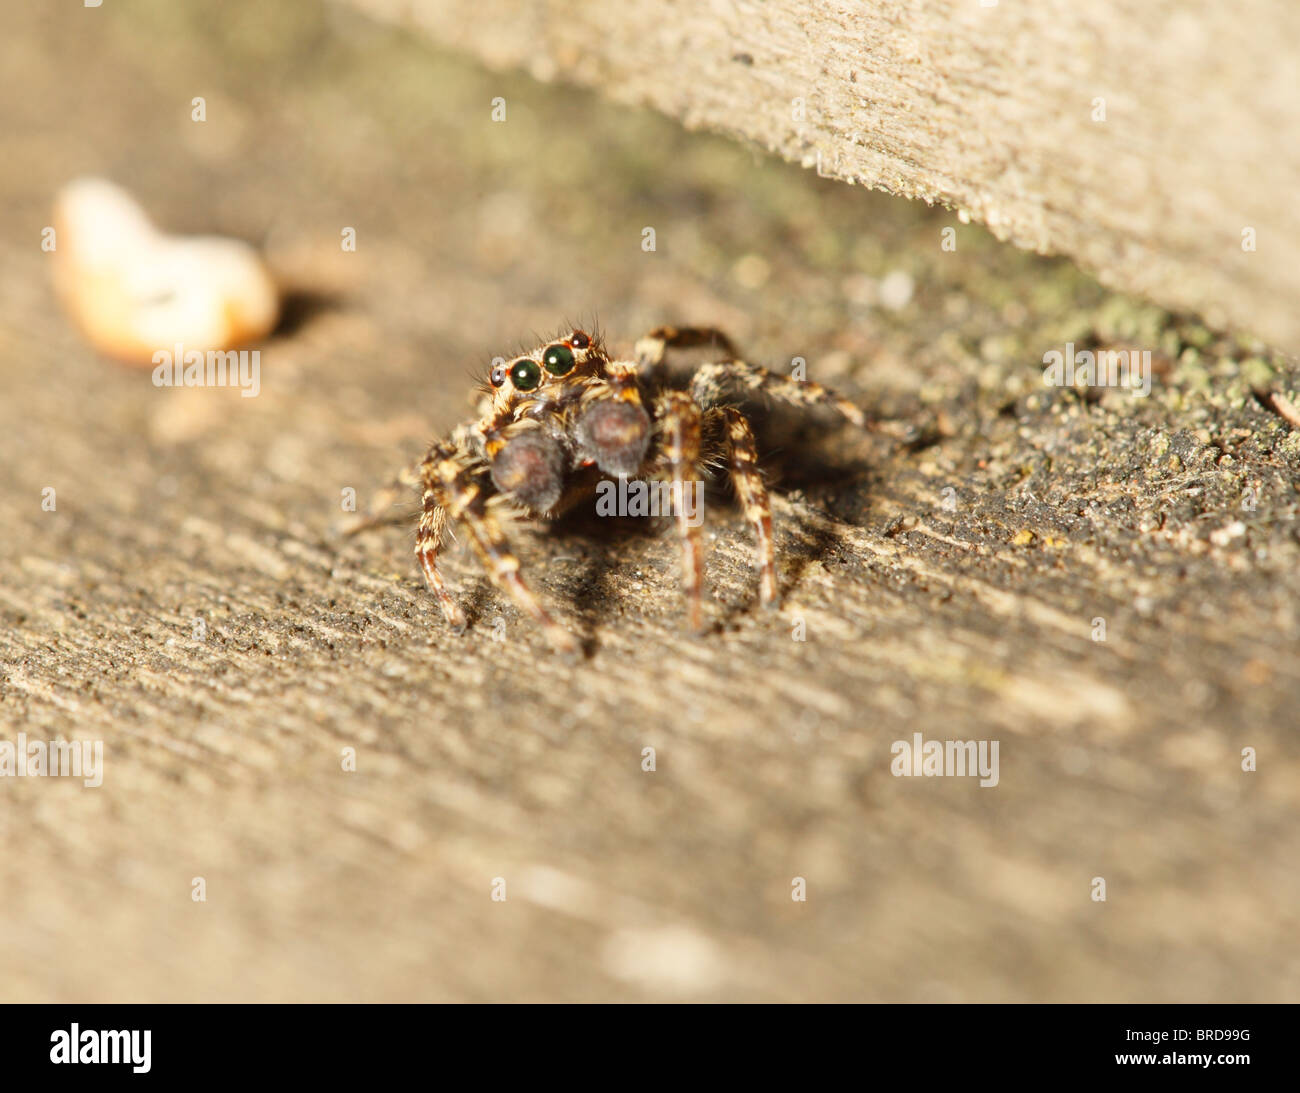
[349,326,869,655]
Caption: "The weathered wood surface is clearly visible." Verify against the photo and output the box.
[0,1,1297,1002]
[354,0,1300,355]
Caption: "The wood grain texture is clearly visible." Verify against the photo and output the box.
[0,1,1297,1002]
[351,0,1300,353]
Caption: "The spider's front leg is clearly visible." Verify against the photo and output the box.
[718,406,778,608]
[414,443,467,631]
[344,422,484,538]
[421,442,579,656]
[656,391,707,632]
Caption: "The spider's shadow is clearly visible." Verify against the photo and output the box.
[538,401,885,631]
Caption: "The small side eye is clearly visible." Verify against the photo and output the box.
[509,357,542,391]
[542,343,575,375]
[489,361,508,387]
[570,330,590,349]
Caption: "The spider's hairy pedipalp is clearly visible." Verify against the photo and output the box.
[573,359,650,476]
[487,418,567,513]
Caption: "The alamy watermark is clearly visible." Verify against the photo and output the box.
[1042,342,1151,398]
[891,732,999,787]
[50,1024,150,1073]
[595,477,703,526]
[0,733,103,787]
[152,345,260,397]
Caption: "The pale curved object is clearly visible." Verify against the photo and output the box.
[52,177,280,365]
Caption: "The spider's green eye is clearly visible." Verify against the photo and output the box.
[542,343,575,375]
[509,357,542,391]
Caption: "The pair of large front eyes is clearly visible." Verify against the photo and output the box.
[491,334,588,391]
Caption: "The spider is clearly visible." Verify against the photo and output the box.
[346,325,870,656]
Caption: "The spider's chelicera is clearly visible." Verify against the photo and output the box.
[350,326,868,655]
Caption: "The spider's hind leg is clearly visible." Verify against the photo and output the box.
[635,325,740,372]
[691,357,867,428]
[636,325,866,428]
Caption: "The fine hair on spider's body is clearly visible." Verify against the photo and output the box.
[347,325,869,655]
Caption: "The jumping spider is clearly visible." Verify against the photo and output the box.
[347,326,869,655]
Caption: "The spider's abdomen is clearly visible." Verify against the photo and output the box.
[490,431,566,513]
[575,399,650,477]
